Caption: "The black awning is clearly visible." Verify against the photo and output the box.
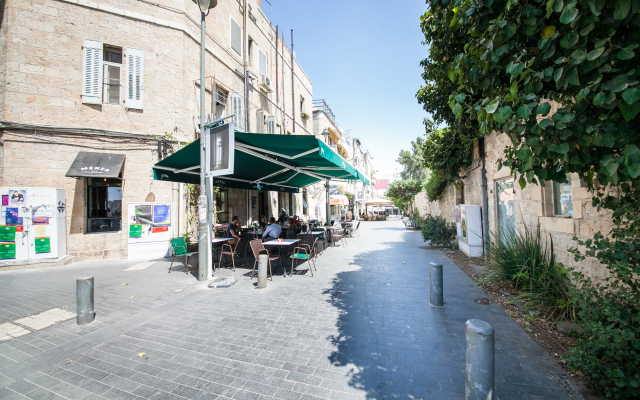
[65,152,125,178]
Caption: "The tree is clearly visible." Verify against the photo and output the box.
[385,180,423,212]
[397,138,428,181]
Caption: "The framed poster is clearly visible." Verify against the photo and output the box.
[0,243,16,259]
[153,205,170,225]
[34,237,51,254]
[0,226,16,242]
[204,122,235,178]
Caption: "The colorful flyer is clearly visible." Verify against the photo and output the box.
[153,205,170,225]
[0,226,16,242]
[15,226,24,232]
[33,217,49,224]
[5,208,23,226]
[129,224,142,238]
[134,205,152,225]
[0,242,16,259]
[2,195,8,206]
[34,225,48,237]
[34,237,51,254]
[9,190,26,206]
[152,226,169,233]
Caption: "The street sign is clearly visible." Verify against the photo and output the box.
[204,121,234,177]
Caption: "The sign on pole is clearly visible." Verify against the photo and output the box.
[204,121,234,177]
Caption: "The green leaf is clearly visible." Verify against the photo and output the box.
[517,104,532,119]
[576,88,591,101]
[560,3,579,24]
[510,82,518,97]
[554,67,564,82]
[557,143,570,154]
[560,32,579,48]
[620,101,640,120]
[561,113,576,123]
[519,177,527,190]
[587,47,605,61]
[517,147,532,160]
[568,67,580,85]
[539,119,552,129]
[486,102,499,114]
[627,163,640,179]
[588,0,605,15]
[455,93,467,103]
[622,88,640,104]
[603,75,630,92]
[606,162,619,176]
[536,102,552,115]
[614,0,631,20]
[448,69,456,82]
[453,103,463,118]
[571,50,587,64]
[507,63,525,76]
[553,0,564,13]
[617,46,636,60]
[593,92,606,105]
[494,106,513,123]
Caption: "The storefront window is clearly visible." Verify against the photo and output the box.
[216,188,228,223]
[496,179,515,237]
[553,174,573,217]
[87,178,122,232]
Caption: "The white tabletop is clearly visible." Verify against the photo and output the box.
[212,238,232,244]
[263,239,300,246]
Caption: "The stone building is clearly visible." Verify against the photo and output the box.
[0,0,313,262]
[414,127,612,281]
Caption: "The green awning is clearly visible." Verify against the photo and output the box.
[152,132,370,192]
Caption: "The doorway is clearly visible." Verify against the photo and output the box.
[496,179,515,237]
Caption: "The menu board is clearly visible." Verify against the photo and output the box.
[0,243,16,259]
[129,224,142,238]
[35,237,51,254]
[0,226,16,242]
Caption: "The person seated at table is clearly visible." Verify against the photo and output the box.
[258,221,267,232]
[226,216,241,245]
[262,217,281,242]
[288,218,298,232]
[260,215,267,226]
[286,224,297,239]
[292,214,300,225]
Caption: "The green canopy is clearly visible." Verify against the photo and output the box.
[153,132,370,193]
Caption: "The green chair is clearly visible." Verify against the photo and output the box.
[289,246,315,277]
[169,238,198,274]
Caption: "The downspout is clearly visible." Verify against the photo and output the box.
[291,30,295,134]
[172,182,179,238]
[326,179,331,224]
[243,0,249,132]
[481,154,490,261]
[275,26,279,116]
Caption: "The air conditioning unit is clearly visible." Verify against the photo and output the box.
[260,75,272,92]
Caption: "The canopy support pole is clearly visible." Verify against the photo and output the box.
[325,179,331,224]
[198,11,211,282]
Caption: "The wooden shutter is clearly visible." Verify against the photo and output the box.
[230,17,242,56]
[125,47,144,109]
[82,39,103,104]
[267,116,275,135]
[231,92,243,131]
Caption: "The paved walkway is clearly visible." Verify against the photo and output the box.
[0,220,571,400]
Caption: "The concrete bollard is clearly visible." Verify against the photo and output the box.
[257,254,268,289]
[465,319,495,400]
[430,262,443,307]
[76,276,95,325]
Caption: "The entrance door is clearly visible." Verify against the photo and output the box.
[496,179,515,237]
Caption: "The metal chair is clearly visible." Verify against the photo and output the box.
[289,246,315,277]
[297,233,318,262]
[353,221,361,238]
[249,239,276,280]
[218,237,250,271]
[169,238,197,274]
[331,227,347,247]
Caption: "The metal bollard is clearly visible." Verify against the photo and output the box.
[430,262,443,307]
[465,319,495,400]
[257,254,268,289]
[76,276,95,325]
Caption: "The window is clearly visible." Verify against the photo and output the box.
[553,174,573,217]
[87,178,122,233]
[215,87,228,119]
[231,92,244,131]
[300,95,305,114]
[258,47,267,76]
[257,109,264,133]
[496,179,515,237]
[103,46,122,105]
[230,17,242,57]
[216,189,229,223]
[267,116,275,135]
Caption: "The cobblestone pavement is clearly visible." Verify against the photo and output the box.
[0,219,571,399]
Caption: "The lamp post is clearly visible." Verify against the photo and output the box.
[194,0,217,282]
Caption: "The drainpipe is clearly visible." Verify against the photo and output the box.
[172,182,179,238]
[326,179,331,224]
[481,158,490,260]
[243,0,249,132]
[291,30,295,134]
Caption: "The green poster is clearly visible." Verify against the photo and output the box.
[0,226,16,242]
[0,243,16,259]
[129,224,142,238]
[35,237,51,254]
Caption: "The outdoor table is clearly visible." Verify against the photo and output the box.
[263,239,300,276]
[212,237,232,269]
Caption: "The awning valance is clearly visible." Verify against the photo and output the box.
[153,132,370,191]
[66,152,125,179]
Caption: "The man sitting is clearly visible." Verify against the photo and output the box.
[226,216,241,245]
[262,217,281,242]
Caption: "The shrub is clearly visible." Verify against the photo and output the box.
[424,170,448,202]
[421,215,456,247]
[486,223,576,321]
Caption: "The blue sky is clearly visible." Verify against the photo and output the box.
[264,0,430,181]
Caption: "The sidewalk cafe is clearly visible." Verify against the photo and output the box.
[152,132,369,277]
[359,198,395,221]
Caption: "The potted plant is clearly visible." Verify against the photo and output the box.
[300,112,309,120]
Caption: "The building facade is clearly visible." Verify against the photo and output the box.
[0,0,314,262]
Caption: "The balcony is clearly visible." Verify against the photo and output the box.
[312,99,335,123]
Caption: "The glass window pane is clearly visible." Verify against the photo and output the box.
[88,178,122,232]
[553,175,573,216]
[106,65,120,104]
[496,179,515,237]
[89,218,121,232]
[106,187,122,218]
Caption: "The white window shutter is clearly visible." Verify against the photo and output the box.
[257,109,264,133]
[232,92,243,131]
[125,47,144,109]
[82,39,103,104]
[258,49,267,76]
[267,116,275,135]
[230,17,242,56]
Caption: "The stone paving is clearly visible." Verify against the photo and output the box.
[0,220,572,399]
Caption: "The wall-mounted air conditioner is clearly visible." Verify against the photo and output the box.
[260,75,272,92]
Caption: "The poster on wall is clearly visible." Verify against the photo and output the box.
[5,208,23,226]
[2,195,8,206]
[34,237,51,254]
[0,226,16,242]
[461,207,467,239]
[33,205,55,218]
[33,217,49,225]
[152,226,169,233]
[0,243,16,259]
[34,225,48,237]
[153,205,170,225]
[9,190,26,206]
[129,224,142,238]
[134,205,153,225]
